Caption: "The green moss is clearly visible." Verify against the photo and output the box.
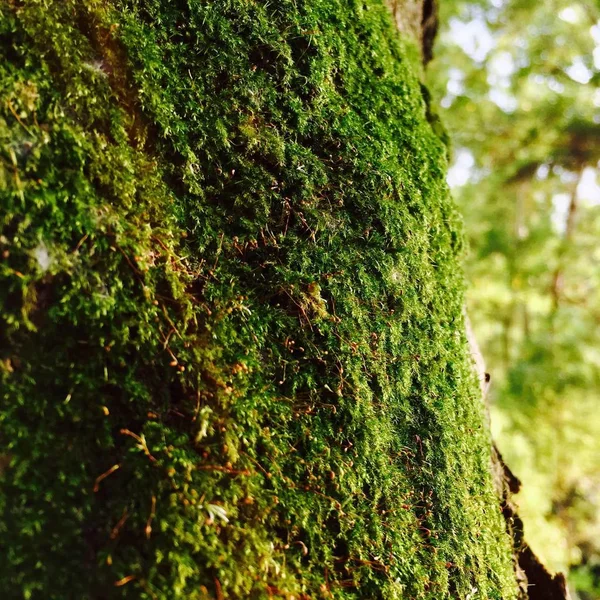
[0,1,517,598]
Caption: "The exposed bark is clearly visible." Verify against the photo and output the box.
[386,0,439,64]
[464,307,491,399]
[520,547,571,600]
[491,441,572,600]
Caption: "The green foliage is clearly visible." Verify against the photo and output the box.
[0,1,517,598]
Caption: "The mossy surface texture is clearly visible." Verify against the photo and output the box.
[0,1,517,598]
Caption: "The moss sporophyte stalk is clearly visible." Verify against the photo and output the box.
[0,1,518,598]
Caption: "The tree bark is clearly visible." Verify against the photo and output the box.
[386,0,439,64]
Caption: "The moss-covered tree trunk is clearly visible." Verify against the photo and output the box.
[0,1,518,598]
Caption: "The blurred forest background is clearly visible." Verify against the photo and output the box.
[429,0,600,597]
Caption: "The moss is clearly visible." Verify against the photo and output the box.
[0,1,517,598]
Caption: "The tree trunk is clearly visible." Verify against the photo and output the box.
[0,1,521,598]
